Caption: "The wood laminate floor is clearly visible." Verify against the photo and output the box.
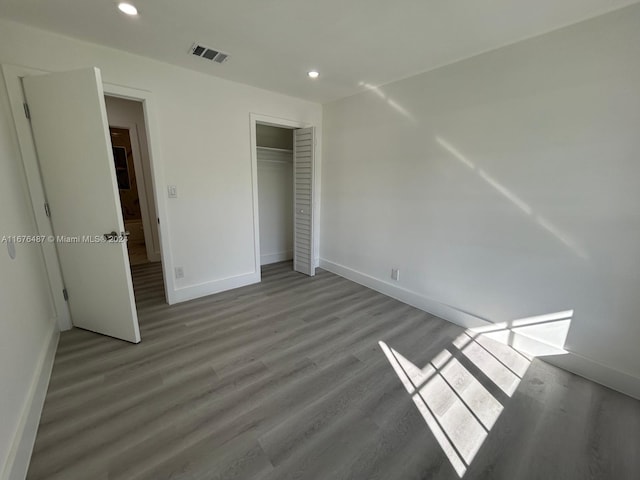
[27,262,640,480]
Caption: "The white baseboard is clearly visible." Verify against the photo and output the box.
[169,271,260,304]
[319,258,640,400]
[261,250,293,266]
[542,352,640,400]
[320,259,493,330]
[2,324,58,480]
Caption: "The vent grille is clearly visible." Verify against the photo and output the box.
[190,43,229,64]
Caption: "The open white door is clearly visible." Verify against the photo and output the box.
[22,68,141,343]
[293,127,315,276]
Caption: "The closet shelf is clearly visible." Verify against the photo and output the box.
[256,146,293,153]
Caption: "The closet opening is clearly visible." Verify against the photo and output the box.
[253,118,316,278]
[256,124,295,266]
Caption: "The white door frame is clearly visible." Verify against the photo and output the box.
[102,84,172,301]
[249,113,316,280]
[3,64,71,330]
[2,64,174,330]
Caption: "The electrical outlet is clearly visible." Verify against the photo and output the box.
[174,266,184,279]
[391,268,400,281]
[168,185,178,198]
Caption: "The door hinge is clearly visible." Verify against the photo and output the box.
[23,103,31,120]
[62,288,69,301]
[44,202,51,217]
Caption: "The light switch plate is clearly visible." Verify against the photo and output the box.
[168,185,178,198]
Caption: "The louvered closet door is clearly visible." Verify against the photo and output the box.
[293,127,315,276]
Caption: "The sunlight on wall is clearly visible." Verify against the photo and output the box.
[472,309,573,357]
[380,310,572,477]
[435,135,587,259]
[358,82,416,122]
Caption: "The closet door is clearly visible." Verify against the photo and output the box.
[293,127,315,276]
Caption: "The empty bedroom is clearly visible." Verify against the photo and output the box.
[1,1,639,479]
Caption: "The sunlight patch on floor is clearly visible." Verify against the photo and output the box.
[380,310,572,477]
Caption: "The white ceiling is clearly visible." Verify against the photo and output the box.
[0,0,637,103]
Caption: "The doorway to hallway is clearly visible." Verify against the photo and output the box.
[109,127,148,265]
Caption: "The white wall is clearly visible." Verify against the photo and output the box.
[321,5,640,395]
[0,72,58,477]
[257,147,293,265]
[104,95,161,262]
[0,18,322,304]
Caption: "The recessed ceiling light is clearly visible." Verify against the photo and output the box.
[118,2,138,16]
[307,71,319,79]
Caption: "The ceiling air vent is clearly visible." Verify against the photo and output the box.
[190,43,229,64]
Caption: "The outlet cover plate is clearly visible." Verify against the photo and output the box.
[391,268,400,281]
